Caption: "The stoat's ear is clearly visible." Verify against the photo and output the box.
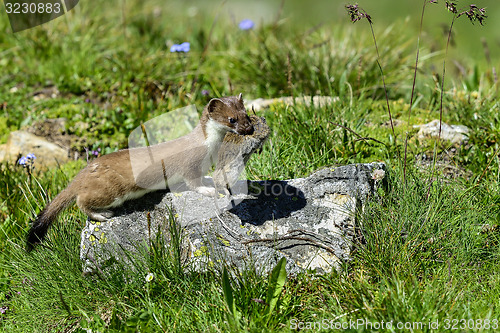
[237,93,243,103]
[207,98,224,113]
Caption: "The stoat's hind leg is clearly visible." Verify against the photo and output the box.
[76,194,114,221]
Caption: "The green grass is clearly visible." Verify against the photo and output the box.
[1,0,500,331]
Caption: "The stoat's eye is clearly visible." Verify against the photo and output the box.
[228,117,237,124]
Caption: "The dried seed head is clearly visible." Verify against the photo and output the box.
[458,4,487,25]
[445,1,458,14]
[345,4,372,24]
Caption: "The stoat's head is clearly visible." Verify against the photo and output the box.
[203,93,254,136]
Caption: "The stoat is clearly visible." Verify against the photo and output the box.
[213,115,270,193]
[27,94,254,251]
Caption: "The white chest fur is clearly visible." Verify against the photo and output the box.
[204,118,230,148]
[203,118,231,169]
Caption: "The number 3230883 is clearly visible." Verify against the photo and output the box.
[5,2,61,14]
[443,319,498,330]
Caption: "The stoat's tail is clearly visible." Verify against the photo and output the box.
[26,186,77,251]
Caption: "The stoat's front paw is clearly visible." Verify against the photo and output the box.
[196,186,217,197]
[217,187,231,196]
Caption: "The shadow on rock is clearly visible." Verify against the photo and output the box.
[229,180,307,226]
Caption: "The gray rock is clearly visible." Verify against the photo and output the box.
[246,96,339,112]
[0,130,71,168]
[414,120,469,144]
[80,163,386,276]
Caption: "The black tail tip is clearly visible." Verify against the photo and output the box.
[26,241,36,252]
[26,223,47,252]
[26,231,40,252]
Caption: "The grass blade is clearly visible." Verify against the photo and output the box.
[265,257,287,320]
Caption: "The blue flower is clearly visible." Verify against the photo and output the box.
[239,19,255,30]
[18,156,28,165]
[26,153,36,160]
[201,89,210,96]
[170,42,190,53]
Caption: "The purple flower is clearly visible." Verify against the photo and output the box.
[91,148,101,157]
[239,19,254,30]
[18,156,28,165]
[26,153,36,160]
[0,306,8,314]
[201,89,210,96]
[93,149,100,156]
[170,42,190,53]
